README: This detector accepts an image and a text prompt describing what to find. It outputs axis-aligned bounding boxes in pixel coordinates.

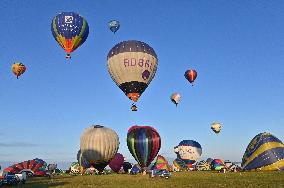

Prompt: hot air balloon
[242,132,284,171]
[107,40,158,111]
[109,153,124,173]
[184,69,197,86]
[195,160,211,171]
[12,62,26,79]
[127,126,161,168]
[173,140,202,171]
[211,122,222,134]
[109,20,120,33]
[211,159,226,171]
[3,158,47,177]
[171,93,181,106]
[51,12,89,59]
[80,125,119,173]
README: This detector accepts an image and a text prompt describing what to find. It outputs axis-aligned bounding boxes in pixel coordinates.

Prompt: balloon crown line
[93,125,104,128]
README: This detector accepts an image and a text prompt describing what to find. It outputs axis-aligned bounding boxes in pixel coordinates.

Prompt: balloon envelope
[80,125,119,172]
[109,20,120,33]
[51,12,89,59]
[184,69,197,85]
[12,62,26,79]
[211,122,222,134]
[107,40,158,103]
[242,132,284,171]
[171,93,181,106]
[109,153,124,172]
[127,126,161,168]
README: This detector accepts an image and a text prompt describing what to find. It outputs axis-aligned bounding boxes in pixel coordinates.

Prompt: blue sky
[0,0,283,168]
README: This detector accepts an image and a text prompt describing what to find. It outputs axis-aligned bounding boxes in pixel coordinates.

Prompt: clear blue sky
[0,0,283,167]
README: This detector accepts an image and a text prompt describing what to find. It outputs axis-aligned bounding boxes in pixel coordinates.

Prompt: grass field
[2,171,284,188]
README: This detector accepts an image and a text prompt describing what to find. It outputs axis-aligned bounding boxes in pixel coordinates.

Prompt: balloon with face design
[173,140,202,170]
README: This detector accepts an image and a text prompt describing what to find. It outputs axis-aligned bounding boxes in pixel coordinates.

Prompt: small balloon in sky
[12,62,26,79]
[108,20,120,33]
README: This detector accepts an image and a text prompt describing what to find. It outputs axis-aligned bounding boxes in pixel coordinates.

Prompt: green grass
[2,171,284,188]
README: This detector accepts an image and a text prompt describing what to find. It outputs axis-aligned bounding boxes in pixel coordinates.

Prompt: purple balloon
[109,153,124,172]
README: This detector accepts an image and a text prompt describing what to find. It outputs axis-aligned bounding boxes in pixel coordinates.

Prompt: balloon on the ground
[3,158,47,176]
[12,62,26,79]
[171,93,181,106]
[152,155,171,171]
[195,160,211,171]
[127,126,161,168]
[173,140,202,171]
[51,12,89,59]
[109,153,124,172]
[80,125,119,172]
[211,159,225,171]
[109,20,120,33]
[107,40,158,107]
[184,69,197,86]
[211,122,222,134]
[242,132,284,171]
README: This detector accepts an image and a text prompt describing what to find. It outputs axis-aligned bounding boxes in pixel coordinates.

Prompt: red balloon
[109,153,124,172]
[184,69,197,86]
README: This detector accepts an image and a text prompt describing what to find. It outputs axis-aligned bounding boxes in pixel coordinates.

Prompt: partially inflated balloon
[184,69,197,86]
[211,122,222,134]
[107,40,158,104]
[109,153,124,172]
[171,93,181,106]
[242,132,284,171]
[12,62,26,79]
[109,20,120,33]
[127,126,161,168]
[51,12,89,59]
[80,125,119,172]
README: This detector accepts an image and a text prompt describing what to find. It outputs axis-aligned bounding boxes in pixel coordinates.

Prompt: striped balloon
[107,40,158,103]
[51,12,89,59]
[184,69,197,86]
[242,132,284,171]
[80,125,119,172]
[127,126,161,168]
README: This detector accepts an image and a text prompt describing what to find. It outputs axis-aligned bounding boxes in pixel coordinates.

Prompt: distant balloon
[12,62,26,79]
[211,159,226,171]
[109,153,124,172]
[171,93,181,106]
[107,40,158,110]
[109,20,120,33]
[127,126,161,168]
[211,122,222,134]
[80,125,119,172]
[51,12,89,59]
[184,69,197,86]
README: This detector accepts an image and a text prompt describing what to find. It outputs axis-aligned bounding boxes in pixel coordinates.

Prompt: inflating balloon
[127,126,161,168]
[109,153,124,172]
[109,20,120,33]
[184,69,197,86]
[211,122,222,134]
[242,132,284,171]
[107,40,158,111]
[51,12,89,59]
[12,62,26,79]
[80,125,119,172]
[171,93,181,106]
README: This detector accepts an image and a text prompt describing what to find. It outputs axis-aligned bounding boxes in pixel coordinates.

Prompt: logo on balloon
[65,16,73,23]
[142,70,150,80]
